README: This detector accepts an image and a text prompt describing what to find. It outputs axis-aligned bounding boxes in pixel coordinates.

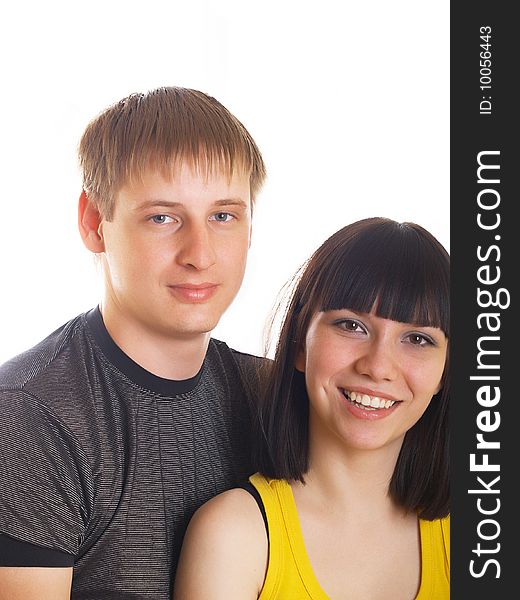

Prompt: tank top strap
[249,473,330,600]
[248,473,285,598]
[416,515,450,599]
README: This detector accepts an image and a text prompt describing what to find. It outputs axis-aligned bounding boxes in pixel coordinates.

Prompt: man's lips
[168,283,220,303]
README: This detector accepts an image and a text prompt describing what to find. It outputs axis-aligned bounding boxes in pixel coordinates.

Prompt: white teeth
[343,390,396,409]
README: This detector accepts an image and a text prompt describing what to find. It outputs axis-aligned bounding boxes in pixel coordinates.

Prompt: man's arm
[0,567,72,600]
[173,488,268,600]
[0,392,89,596]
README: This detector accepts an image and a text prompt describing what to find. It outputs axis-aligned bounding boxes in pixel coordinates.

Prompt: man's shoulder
[209,338,270,370]
[0,312,88,390]
[208,338,272,392]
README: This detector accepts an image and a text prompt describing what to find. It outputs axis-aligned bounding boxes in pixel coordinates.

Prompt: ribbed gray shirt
[0,307,264,599]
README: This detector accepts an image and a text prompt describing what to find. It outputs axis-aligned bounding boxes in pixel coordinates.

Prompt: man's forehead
[126,155,250,187]
[111,162,251,214]
[121,167,249,193]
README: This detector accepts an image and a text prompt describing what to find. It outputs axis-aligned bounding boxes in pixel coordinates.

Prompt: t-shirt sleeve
[0,533,75,566]
[0,389,94,563]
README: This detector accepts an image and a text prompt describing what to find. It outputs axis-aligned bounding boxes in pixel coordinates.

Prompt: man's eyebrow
[214,198,248,208]
[134,198,248,211]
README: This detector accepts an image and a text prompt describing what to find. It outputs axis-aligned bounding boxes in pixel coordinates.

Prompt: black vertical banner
[451,2,517,598]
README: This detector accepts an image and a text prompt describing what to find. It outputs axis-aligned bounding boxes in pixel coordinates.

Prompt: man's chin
[148,299,233,340]
[161,318,220,340]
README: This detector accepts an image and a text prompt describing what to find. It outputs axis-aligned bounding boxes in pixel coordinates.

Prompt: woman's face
[296,308,448,454]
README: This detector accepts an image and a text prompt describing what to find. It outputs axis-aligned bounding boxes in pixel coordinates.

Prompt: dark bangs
[302,219,450,334]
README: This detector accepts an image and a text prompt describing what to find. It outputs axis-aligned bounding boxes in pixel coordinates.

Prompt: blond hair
[78,87,266,219]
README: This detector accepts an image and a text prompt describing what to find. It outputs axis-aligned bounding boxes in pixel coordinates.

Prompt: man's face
[98,163,252,340]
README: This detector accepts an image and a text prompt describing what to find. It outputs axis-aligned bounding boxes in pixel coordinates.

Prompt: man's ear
[78,190,105,253]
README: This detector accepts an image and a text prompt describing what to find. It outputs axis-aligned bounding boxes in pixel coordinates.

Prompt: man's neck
[99,303,211,381]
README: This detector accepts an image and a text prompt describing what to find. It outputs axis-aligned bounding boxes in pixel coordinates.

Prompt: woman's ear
[434,353,449,395]
[78,190,105,253]
[294,347,306,373]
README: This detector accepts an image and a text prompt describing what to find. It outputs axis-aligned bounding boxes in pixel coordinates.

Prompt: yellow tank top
[249,473,450,599]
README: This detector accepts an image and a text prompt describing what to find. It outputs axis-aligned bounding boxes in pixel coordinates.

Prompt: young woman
[173,217,450,600]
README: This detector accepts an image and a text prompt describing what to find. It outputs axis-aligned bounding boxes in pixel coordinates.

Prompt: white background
[0,1,449,364]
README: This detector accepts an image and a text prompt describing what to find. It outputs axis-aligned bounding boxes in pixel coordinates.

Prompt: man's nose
[176,222,217,271]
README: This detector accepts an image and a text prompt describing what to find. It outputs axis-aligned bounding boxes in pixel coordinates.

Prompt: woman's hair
[78,86,266,219]
[255,217,450,519]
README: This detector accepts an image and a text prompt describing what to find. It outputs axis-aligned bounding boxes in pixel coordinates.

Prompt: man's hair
[255,217,450,520]
[78,86,266,219]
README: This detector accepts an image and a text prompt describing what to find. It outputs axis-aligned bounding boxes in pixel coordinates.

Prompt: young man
[0,87,267,599]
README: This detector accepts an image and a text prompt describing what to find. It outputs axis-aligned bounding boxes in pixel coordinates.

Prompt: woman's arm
[0,567,73,599]
[173,488,268,600]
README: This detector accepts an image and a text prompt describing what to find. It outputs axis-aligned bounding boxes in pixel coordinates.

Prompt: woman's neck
[296,425,405,519]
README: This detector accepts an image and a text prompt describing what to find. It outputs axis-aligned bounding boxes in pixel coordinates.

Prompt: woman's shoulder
[191,484,268,535]
[174,483,269,599]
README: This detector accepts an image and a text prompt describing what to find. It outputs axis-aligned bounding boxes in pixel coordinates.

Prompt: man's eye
[211,212,234,222]
[150,215,173,225]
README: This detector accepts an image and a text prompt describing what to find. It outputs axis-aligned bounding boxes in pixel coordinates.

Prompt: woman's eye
[336,319,364,333]
[406,333,434,347]
[150,215,173,225]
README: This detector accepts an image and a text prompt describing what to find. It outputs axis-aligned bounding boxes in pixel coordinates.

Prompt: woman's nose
[353,340,399,382]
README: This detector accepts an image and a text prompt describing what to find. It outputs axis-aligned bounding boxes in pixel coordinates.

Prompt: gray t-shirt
[0,307,264,599]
